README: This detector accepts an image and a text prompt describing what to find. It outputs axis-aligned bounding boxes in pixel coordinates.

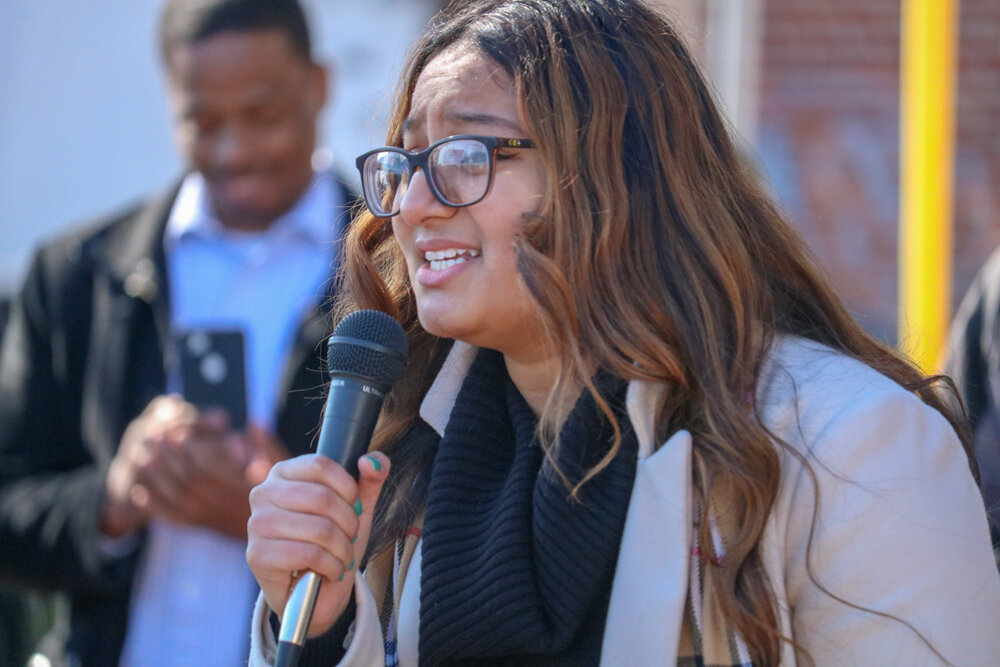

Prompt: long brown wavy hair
[336,0,973,662]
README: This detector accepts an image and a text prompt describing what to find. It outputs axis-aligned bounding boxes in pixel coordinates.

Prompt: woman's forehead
[405,45,518,133]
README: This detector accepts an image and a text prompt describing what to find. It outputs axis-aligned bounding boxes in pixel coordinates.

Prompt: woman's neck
[503,351,561,417]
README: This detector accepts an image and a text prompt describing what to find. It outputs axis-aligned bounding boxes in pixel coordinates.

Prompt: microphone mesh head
[327,310,408,390]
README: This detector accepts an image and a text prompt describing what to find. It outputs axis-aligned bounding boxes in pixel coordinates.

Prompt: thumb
[350,453,391,570]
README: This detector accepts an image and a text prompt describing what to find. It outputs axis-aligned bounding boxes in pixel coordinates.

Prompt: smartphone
[175,329,248,431]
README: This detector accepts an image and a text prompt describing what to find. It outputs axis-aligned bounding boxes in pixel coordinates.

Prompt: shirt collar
[165,171,339,248]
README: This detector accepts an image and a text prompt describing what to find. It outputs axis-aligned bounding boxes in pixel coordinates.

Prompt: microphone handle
[274,376,386,667]
[276,572,321,667]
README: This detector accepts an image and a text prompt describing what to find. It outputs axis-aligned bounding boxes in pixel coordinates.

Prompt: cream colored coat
[251,336,1000,665]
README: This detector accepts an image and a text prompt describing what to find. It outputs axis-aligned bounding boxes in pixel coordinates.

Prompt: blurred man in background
[0,0,355,663]
[948,246,1000,557]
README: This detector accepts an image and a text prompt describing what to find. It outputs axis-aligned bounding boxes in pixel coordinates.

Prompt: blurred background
[1,0,998,346]
[669,0,999,345]
[0,0,439,291]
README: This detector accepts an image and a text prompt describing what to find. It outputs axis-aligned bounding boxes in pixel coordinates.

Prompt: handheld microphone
[275,310,408,667]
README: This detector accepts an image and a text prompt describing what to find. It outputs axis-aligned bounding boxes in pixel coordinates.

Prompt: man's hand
[102,395,288,539]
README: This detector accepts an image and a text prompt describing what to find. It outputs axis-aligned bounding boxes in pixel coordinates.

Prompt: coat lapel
[277,300,329,406]
[274,176,357,439]
[419,341,478,437]
[81,187,176,458]
[600,383,693,665]
[105,186,177,357]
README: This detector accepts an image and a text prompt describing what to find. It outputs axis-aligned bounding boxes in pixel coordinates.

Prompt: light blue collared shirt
[119,171,344,667]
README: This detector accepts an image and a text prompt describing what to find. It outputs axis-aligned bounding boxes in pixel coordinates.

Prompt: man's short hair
[159,0,312,63]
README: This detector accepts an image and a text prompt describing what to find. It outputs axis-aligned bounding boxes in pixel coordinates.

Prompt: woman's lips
[415,250,480,286]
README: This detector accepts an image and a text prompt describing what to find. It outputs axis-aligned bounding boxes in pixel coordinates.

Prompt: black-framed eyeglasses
[355,135,535,218]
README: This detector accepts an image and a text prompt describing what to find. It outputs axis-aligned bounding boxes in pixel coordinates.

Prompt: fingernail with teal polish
[349,559,355,571]
[366,455,382,471]
[351,534,358,544]
[338,572,344,582]
[354,499,362,515]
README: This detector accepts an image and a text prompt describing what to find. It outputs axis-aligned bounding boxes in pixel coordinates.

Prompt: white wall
[0,0,437,291]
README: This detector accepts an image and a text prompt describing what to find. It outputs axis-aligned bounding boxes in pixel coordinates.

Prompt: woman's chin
[417,309,469,343]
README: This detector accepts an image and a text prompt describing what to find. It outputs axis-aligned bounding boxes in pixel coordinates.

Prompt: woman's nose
[397,169,453,227]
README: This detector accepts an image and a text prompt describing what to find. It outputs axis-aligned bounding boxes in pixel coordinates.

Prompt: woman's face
[392,44,548,359]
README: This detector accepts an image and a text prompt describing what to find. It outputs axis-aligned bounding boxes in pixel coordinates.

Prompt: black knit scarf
[419,349,639,666]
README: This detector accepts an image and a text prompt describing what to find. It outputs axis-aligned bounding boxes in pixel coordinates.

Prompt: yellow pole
[898,0,958,371]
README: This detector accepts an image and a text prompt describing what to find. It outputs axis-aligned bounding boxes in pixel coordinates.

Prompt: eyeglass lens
[362,138,492,216]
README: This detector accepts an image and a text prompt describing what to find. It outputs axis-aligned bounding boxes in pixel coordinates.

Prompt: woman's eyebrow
[446,110,523,134]
[401,111,523,137]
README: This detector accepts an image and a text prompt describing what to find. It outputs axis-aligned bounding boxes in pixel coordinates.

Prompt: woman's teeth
[424,248,480,271]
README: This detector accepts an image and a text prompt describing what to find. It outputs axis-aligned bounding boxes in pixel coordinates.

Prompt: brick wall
[756,0,1000,344]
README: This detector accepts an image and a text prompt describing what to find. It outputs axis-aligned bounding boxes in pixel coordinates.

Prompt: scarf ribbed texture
[419,349,638,666]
